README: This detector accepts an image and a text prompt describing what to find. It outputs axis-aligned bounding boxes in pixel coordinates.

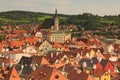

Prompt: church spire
[55,8,57,18]
[54,8,59,30]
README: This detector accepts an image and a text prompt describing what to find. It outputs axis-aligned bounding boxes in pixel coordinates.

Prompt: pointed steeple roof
[5,66,20,80]
[54,8,58,18]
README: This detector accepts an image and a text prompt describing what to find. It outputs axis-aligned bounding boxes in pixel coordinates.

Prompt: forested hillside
[0,11,120,30]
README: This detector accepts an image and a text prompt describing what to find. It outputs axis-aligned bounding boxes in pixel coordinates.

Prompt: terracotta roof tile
[67,69,91,80]
[53,42,64,48]
[58,63,75,73]
[94,69,106,77]
[0,73,4,79]
[32,56,50,65]
[5,66,20,80]
[26,65,68,80]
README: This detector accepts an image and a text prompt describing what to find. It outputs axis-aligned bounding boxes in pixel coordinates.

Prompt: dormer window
[13,74,16,78]
[25,64,27,66]
[43,73,47,77]
[29,77,34,80]
[39,72,47,77]
[55,75,59,79]
[71,55,74,58]
[39,72,43,75]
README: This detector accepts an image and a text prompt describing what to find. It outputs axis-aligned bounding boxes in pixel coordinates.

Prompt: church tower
[54,8,59,30]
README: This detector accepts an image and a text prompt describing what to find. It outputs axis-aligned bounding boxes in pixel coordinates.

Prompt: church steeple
[55,8,57,18]
[54,8,59,30]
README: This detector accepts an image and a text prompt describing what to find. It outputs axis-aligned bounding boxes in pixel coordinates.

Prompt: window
[29,77,34,80]
[55,75,59,79]
[39,72,43,75]
[47,45,49,47]
[43,73,47,77]
[105,73,108,76]
[13,74,16,78]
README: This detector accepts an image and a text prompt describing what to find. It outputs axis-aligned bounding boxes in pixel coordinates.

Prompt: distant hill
[0,11,69,25]
[0,10,120,38]
[0,10,120,30]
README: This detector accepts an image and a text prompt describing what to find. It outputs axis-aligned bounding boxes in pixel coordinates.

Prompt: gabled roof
[94,69,106,77]
[20,66,33,78]
[67,69,91,80]
[91,57,98,64]
[100,59,109,68]
[35,41,43,47]
[46,51,64,64]
[26,65,68,80]
[95,52,106,59]
[0,73,4,79]
[77,41,86,46]
[112,73,120,80]
[15,64,33,78]
[5,66,20,80]
[104,60,114,72]
[103,54,111,59]
[0,43,7,50]
[31,56,50,65]
[10,41,24,47]
[35,40,49,47]
[18,56,32,66]
[25,37,38,46]
[0,57,15,67]
[79,58,93,69]
[14,30,28,34]
[5,34,21,39]
[58,63,75,73]
[75,38,88,43]
[52,42,64,48]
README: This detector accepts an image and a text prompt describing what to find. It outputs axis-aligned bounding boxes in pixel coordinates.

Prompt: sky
[0,0,120,16]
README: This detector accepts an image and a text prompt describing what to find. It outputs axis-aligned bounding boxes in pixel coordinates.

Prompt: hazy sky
[0,0,120,16]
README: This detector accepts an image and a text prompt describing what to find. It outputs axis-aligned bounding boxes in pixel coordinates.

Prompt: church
[41,9,71,43]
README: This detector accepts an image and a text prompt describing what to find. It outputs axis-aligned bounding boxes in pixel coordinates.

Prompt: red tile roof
[67,69,94,80]
[26,65,68,80]
[94,69,106,77]
[5,66,21,80]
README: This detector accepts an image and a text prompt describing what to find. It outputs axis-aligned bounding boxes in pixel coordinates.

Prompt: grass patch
[37,15,52,21]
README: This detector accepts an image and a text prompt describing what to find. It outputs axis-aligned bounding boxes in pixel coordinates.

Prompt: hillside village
[0,9,120,80]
